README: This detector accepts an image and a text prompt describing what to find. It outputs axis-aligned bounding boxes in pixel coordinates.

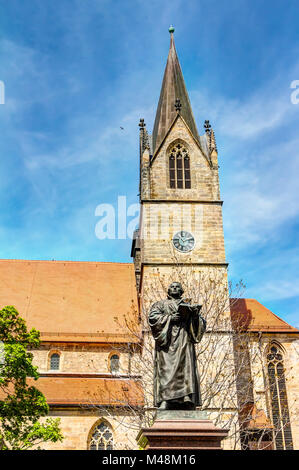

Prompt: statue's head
[167,282,184,299]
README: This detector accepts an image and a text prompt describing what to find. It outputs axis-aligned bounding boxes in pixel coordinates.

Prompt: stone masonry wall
[32,344,130,375]
[39,409,139,450]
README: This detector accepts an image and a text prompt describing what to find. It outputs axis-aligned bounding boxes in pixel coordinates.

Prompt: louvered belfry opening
[169,142,191,189]
[267,345,293,450]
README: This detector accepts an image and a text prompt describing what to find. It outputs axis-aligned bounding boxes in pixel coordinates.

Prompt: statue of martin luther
[148,282,206,410]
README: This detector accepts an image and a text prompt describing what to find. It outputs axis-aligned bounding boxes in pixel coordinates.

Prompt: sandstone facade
[1,31,298,451]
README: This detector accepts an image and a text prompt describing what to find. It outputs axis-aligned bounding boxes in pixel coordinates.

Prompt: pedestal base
[137,411,229,450]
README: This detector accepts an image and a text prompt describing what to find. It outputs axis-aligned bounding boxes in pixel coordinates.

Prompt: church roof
[0,259,139,343]
[28,376,144,407]
[0,259,297,342]
[230,298,298,333]
[0,375,144,407]
[152,31,200,154]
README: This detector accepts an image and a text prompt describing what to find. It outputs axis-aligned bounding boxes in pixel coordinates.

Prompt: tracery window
[50,353,60,370]
[89,421,114,450]
[267,344,293,450]
[169,143,191,189]
[110,354,120,374]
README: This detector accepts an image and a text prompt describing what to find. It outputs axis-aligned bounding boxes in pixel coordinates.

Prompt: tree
[0,305,63,450]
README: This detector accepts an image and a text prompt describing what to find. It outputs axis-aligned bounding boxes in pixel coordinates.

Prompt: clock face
[172,231,195,253]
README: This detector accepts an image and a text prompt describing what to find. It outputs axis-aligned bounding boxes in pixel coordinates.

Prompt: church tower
[131,27,227,297]
[131,29,239,449]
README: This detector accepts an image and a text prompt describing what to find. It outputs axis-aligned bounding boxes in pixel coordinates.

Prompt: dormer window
[169,143,191,189]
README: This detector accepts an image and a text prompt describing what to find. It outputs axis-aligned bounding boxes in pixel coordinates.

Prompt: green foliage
[0,306,63,450]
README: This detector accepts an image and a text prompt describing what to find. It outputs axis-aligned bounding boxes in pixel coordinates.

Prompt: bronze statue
[148,282,206,410]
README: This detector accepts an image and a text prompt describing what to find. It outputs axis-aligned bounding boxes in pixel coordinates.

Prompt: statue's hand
[171,312,181,322]
[191,304,202,313]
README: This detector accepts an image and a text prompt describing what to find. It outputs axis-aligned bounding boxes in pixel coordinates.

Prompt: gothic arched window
[267,344,293,450]
[50,353,60,370]
[169,143,191,189]
[110,354,120,374]
[89,421,114,450]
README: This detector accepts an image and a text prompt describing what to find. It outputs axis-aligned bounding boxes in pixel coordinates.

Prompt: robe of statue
[148,297,206,407]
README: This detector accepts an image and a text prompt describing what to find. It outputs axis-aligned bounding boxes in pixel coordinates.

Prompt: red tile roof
[36,376,144,406]
[0,376,144,407]
[230,298,298,333]
[0,259,139,343]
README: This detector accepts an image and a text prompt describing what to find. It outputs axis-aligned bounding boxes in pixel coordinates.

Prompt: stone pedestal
[137,411,229,450]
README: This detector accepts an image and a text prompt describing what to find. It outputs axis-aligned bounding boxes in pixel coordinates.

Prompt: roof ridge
[230,298,298,332]
[251,298,296,329]
[0,259,133,265]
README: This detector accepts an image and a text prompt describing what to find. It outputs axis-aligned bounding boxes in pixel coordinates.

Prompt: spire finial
[169,25,175,34]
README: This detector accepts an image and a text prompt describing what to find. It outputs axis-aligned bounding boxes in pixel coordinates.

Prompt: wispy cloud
[189,63,299,255]
[223,137,299,251]
[247,280,299,302]
[190,56,299,321]
[0,0,298,326]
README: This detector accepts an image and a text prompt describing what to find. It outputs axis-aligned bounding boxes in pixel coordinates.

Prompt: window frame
[49,352,60,371]
[109,353,120,375]
[88,420,114,450]
[168,142,191,190]
[266,343,293,450]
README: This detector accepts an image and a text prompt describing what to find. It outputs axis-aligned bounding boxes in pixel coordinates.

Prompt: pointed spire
[152,27,200,154]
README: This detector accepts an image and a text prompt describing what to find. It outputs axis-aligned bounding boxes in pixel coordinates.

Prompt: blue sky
[0,0,298,327]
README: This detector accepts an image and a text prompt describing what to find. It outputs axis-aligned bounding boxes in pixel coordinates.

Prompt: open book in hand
[177,302,193,321]
[178,302,202,321]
